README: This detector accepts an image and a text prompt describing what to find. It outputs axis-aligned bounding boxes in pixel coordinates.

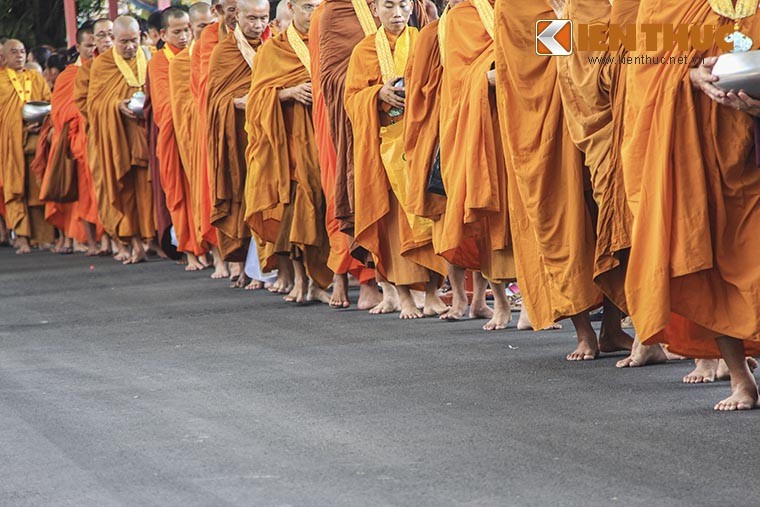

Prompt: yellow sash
[375,27,415,84]
[472,0,495,40]
[233,24,258,69]
[113,48,147,89]
[6,68,32,104]
[438,6,449,66]
[163,44,177,62]
[287,24,311,76]
[189,39,196,57]
[352,0,378,37]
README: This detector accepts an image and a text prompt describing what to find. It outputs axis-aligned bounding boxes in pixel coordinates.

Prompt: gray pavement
[0,247,758,507]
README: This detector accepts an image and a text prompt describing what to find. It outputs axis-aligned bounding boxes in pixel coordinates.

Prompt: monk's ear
[370,0,378,18]
[160,28,168,42]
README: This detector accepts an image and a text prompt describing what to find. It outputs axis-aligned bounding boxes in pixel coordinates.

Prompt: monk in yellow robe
[149,7,207,272]
[245,0,334,303]
[345,0,448,318]
[206,0,272,281]
[0,40,54,254]
[87,16,155,264]
[192,0,237,280]
[308,2,380,309]
[495,1,632,356]
[622,0,760,410]
[73,17,119,258]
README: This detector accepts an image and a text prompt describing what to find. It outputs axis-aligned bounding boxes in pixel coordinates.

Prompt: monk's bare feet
[440,299,467,320]
[714,381,760,412]
[616,339,668,368]
[113,243,130,262]
[245,279,265,290]
[469,300,494,320]
[307,282,331,304]
[567,313,599,361]
[198,254,211,268]
[97,236,112,256]
[59,237,74,255]
[329,273,351,308]
[483,282,511,331]
[285,268,308,303]
[209,247,228,278]
[124,238,147,265]
[716,357,759,381]
[516,306,532,330]
[398,286,424,319]
[15,236,32,255]
[441,264,467,320]
[369,282,400,314]
[230,272,250,289]
[423,285,449,317]
[85,243,99,256]
[683,359,718,384]
[713,336,760,411]
[184,253,206,272]
[358,282,383,310]
[599,300,634,353]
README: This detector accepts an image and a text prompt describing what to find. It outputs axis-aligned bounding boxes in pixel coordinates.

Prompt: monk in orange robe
[495,1,633,356]
[191,0,237,280]
[73,17,119,258]
[621,0,760,410]
[345,0,448,318]
[245,0,334,303]
[87,16,155,264]
[148,7,207,272]
[42,24,103,256]
[0,40,54,254]
[206,0,271,283]
[308,2,379,309]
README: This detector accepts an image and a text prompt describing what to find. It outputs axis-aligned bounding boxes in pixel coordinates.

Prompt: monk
[206,0,272,284]
[495,1,633,354]
[73,17,118,257]
[0,39,54,254]
[87,16,155,264]
[345,0,449,318]
[245,0,334,303]
[622,0,760,410]
[272,0,294,33]
[308,1,380,309]
[148,7,207,272]
[191,0,237,281]
[43,23,103,256]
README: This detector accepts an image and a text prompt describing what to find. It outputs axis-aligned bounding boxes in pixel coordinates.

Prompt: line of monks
[1,0,760,411]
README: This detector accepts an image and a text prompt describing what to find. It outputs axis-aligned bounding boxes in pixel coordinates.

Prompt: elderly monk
[206,0,272,286]
[404,0,498,325]
[0,39,54,254]
[43,23,103,256]
[345,0,449,318]
[245,0,334,303]
[87,16,155,264]
[272,0,294,33]
[621,0,760,410]
[495,1,631,355]
[73,17,118,257]
[148,7,207,272]
[191,0,238,281]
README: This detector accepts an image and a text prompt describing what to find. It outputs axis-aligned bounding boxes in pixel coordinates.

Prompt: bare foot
[184,254,206,272]
[198,254,211,268]
[567,313,599,361]
[284,275,307,303]
[411,290,426,310]
[423,292,449,317]
[124,250,148,265]
[113,243,130,262]
[616,340,668,368]
[683,359,718,384]
[230,272,250,289]
[329,273,351,308]
[229,261,242,281]
[516,306,532,330]
[358,282,383,310]
[469,300,494,320]
[716,357,759,381]
[15,237,31,255]
[714,382,760,411]
[307,282,332,304]
[398,286,424,319]
[245,279,265,290]
[440,298,467,321]
[599,327,634,353]
[369,283,400,315]
[211,262,229,279]
[483,305,511,331]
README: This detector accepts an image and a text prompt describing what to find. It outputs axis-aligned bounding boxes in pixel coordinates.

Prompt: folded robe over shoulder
[245,28,333,290]
[621,0,760,358]
[495,0,602,329]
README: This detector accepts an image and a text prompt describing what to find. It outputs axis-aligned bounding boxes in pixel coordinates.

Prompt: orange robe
[345,28,445,287]
[621,1,760,358]
[555,0,635,312]
[495,0,602,330]
[87,48,154,242]
[0,68,54,244]
[309,3,373,282]
[245,27,333,289]
[437,1,515,281]
[206,31,262,261]
[190,22,228,248]
[148,45,205,257]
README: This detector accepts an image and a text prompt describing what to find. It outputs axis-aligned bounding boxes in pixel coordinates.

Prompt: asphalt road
[0,247,758,507]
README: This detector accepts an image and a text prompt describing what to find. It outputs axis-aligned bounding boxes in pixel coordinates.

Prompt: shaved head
[161,8,191,50]
[215,0,239,30]
[189,2,217,40]
[276,0,292,32]
[113,16,141,59]
[237,0,270,39]
[2,39,26,72]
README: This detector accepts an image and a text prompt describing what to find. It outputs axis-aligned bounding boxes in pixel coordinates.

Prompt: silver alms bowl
[21,101,51,124]
[128,91,146,118]
[712,50,760,98]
